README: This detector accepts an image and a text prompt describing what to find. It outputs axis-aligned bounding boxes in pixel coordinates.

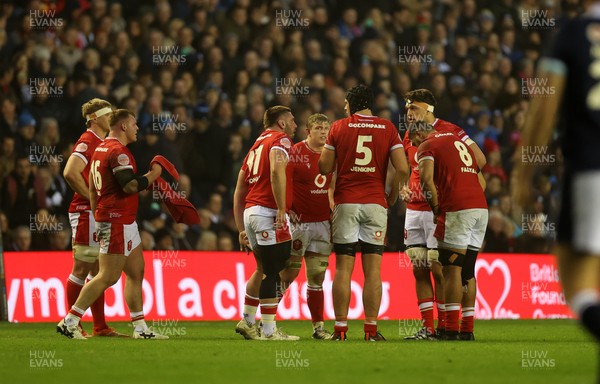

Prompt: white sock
[262,314,276,336]
[130,311,147,332]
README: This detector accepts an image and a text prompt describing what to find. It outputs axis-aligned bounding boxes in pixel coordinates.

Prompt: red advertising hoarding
[4,251,572,322]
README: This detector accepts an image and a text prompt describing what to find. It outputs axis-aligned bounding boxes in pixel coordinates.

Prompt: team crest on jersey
[375,231,382,239]
[75,143,88,153]
[127,240,132,251]
[293,239,302,251]
[280,138,292,149]
[117,154,130,166]
[261,231,269,239]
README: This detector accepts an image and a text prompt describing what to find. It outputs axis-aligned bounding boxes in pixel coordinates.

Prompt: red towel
[151,155,179,181]
[152,177,199,225]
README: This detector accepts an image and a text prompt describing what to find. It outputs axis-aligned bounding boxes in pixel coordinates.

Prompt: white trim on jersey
[391,143,404,151]
[418,156,434,163]
[324,143,335,151]
[271,146,289,160]
[71,151,88,165]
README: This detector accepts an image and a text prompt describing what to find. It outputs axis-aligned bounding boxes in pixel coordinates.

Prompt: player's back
[68,129,104,213]
[290,140,331,222]
[243,129,294,211]
[326,113,402,207]
[550,11,600,170]
[91,137,138,224]
[418,132,486,212]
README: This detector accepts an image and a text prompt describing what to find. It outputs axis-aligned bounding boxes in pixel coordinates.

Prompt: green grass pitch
[0,320,596,384]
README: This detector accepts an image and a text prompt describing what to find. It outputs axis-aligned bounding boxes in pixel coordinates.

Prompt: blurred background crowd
[0,0,573,252]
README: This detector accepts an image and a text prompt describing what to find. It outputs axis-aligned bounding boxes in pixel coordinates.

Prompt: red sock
[460,306,475,333]
[245,295,260,307]
[436,300,446,330]
[334,321,348,334]
[364,322,377,336]
[307,286,324,323]
[66,276,84,309]
[418,297,434,333]
[90,290,108,332]
[445,303,460,332]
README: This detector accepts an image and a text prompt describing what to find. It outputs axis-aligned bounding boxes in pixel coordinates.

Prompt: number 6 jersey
[325,113,403,208]
[242,129,294,211]
[90,137,139,224]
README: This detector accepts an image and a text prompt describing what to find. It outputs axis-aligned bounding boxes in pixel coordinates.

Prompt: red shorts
[96,221,141,256]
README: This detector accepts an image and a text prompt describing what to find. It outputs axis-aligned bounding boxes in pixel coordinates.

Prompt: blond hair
[81,98,112,127]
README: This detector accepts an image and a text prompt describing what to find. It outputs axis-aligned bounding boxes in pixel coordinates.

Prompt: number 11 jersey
[242,129,294,211]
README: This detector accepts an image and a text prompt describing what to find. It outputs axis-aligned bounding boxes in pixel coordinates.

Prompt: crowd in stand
[0,0,571,252]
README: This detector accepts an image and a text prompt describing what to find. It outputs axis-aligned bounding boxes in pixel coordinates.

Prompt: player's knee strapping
[360,240,384,256]
[406,245,427,268]
[427,248,439,264]
[305,256,329,287]
[334,242,358,257]
[461,247,479,285]
[438,248,466,267]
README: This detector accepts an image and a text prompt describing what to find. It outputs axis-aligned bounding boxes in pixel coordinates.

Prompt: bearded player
[402,89,486,339]
[410,121,488,341]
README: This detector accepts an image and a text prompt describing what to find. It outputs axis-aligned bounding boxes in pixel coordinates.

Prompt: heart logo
[475,259,513,319]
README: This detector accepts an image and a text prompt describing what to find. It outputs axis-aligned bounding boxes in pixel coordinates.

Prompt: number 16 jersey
[324,113,403,208]
[90,137,139,224]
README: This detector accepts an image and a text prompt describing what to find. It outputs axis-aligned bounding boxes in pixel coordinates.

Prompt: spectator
[7,225,32,251]
[1,156,46,228]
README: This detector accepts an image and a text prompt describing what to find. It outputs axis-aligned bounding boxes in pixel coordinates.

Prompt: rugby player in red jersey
[410,121,488,341]
[233,106,299,340]
[401,89,486,339]
[319,85,409,341]
[279,113,335,339]
[57,109,167,340]
[62,98,127,337]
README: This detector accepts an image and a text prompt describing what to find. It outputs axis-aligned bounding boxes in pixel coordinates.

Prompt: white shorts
[435,208,488,250]
[291,220,332,256]
[96,221,141,257]
[243,206,292,249]
[69,211,100,262]
[404,209,437,248]
[331,203,387,245]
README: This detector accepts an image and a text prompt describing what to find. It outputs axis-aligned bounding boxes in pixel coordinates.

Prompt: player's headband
[86,107,113,122]
[406,99,434,113]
